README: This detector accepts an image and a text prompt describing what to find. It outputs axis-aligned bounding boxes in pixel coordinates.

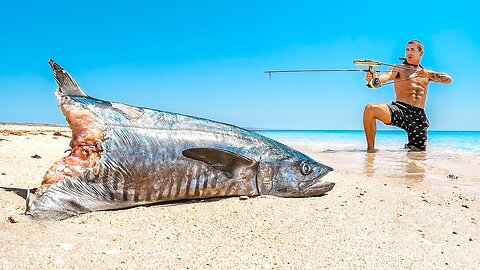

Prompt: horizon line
[1,122,479,132]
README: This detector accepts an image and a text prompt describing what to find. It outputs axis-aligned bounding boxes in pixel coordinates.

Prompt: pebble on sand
[447,174,459,179]
[7,216,18,223]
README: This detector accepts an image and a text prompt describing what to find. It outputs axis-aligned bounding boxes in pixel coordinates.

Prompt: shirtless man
[363,40,452,153]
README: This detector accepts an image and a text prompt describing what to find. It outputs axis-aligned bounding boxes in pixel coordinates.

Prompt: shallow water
[256,130,480,197]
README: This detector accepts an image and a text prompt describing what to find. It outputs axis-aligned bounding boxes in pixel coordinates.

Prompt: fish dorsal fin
[48,59,88,98]
[183,148,256,177]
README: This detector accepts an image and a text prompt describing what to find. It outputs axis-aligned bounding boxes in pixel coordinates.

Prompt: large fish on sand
[25,60,334,220]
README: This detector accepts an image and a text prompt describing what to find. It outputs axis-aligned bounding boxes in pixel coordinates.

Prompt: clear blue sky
[1,1,479,130]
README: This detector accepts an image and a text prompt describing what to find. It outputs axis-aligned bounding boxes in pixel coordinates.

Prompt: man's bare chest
[397,69,428,85]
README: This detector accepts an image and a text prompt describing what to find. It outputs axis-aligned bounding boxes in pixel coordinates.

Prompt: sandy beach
[0,123,479,269]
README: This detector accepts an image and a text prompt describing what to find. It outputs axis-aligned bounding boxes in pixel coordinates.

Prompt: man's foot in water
[404,143,424,152]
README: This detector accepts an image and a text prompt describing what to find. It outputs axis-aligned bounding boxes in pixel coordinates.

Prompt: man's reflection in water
[363,151,427,181]
[405,151,427,182]
[364,153,375,177]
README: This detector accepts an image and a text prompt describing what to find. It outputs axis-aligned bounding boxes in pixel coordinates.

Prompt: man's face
[405,43,423,64]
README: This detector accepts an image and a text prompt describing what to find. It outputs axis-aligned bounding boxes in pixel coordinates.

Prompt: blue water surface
[255,130,480,153]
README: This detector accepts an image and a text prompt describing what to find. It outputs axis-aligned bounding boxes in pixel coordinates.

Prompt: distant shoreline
[0,122,67,128]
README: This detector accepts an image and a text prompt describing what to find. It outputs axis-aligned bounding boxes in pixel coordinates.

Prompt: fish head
[265,153,334,197]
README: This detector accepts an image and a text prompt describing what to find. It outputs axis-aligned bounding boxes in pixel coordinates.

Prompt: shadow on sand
[0,187,35,200]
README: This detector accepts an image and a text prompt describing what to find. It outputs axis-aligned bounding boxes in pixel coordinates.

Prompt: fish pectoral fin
[182,148,257,177]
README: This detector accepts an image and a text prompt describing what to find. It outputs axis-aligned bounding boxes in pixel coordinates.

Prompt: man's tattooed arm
[427,71,453,84]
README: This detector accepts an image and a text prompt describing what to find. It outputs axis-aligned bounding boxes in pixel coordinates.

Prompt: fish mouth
[297,165,334,197]
[304,181,335,195]
[298,179,335,197]
[26,98,105,213]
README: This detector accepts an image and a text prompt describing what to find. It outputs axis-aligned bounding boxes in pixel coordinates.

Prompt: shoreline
[1,123,479,269]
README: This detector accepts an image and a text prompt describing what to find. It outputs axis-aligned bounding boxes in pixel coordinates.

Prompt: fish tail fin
[48,59,88,99]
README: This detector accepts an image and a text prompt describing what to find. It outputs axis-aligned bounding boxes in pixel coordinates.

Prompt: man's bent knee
[364,104,376,118]
[363,104,391,124]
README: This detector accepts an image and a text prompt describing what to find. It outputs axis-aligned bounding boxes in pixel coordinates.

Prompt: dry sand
[0,124,479,269]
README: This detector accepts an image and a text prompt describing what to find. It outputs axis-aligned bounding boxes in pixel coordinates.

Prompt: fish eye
[300,161,311,175]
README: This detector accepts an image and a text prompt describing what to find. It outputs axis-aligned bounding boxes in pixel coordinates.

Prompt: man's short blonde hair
[407,40,423,52]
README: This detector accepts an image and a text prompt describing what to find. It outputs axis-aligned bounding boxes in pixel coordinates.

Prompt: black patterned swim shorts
[387,101,430,151]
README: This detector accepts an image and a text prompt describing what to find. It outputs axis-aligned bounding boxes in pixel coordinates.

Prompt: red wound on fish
[41,102,104,188]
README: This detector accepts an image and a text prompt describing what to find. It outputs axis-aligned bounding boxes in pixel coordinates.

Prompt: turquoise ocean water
[256,130,480,154]
[255,130,480,196]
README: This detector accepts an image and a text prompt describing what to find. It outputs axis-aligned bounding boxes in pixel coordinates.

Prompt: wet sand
[1,124,479,269]
[287,141,480,199]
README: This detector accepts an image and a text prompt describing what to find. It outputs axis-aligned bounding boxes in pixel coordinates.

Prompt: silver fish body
[25,60,334,220]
